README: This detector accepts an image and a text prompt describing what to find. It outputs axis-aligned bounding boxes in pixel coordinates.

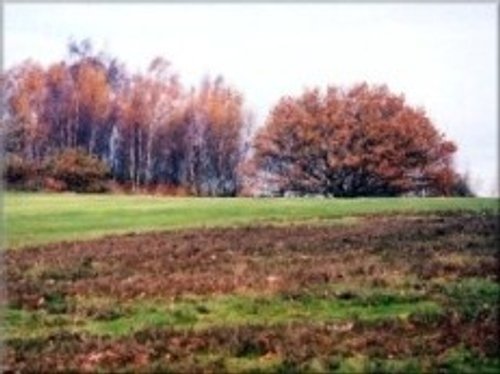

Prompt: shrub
[47,148,110,193]
[3,154,43,191]
[451,173,475,197]
[42,177,67,192]
[4,154,30,185]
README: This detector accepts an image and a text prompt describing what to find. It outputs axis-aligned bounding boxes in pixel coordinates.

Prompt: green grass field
[3,192,497,248]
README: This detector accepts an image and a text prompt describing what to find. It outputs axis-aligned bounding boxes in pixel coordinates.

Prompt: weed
[4,212,499,372]
[440,278,500,319]
[439,346,500,373]
[42,291,71,314]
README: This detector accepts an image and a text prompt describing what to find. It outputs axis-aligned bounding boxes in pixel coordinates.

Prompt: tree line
[1,40,472,197]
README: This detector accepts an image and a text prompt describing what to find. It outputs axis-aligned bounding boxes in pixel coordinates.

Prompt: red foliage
[3,40,465,197]
[253,83,458,196]
[47,148,110,193]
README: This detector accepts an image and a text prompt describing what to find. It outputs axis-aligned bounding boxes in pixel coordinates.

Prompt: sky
[4,2,498,196]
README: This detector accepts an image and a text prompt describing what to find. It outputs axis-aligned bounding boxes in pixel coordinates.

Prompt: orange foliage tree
[252,83,458,196]
[6,61,47,161]
[3,39,467,196]
[117,57,183,188]
[183,76,251,196]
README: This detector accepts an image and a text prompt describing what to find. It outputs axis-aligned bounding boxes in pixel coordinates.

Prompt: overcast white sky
[4,2,498,196]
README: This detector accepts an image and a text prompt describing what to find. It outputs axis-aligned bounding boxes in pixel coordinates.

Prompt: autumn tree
[70,57,111,154]
[252,83,458,197]
[183,76,251,196]
[117,57,183,188]
[58,41,114,158]
[5,61,47,162]
[4,40,115,160]
[43,62,73,149]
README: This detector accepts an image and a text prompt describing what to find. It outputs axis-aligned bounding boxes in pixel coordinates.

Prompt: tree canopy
[2,40,469,196]
[2,41,251,195]
[252,84,458,197]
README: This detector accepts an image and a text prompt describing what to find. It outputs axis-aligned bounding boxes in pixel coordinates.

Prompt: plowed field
[3,213,499,372]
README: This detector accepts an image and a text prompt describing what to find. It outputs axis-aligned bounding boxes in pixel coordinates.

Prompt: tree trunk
[73,97,79,148]
[145,123,153,185]
[89,124,96,155]
[137,127,142,186]
[129,128,136,191]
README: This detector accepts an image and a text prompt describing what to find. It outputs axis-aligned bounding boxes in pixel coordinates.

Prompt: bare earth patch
[4,213,499,372]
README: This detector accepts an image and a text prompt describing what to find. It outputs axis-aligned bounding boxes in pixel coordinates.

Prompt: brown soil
[6,214,498,307]
[4,313,498,373]
[4,213,499,372]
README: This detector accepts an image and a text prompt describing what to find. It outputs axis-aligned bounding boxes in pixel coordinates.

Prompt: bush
[4,154,30,185]
[3,154,43,191]
[42,177,67,192]
[451,173,475,197]
[47,148,110,193]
